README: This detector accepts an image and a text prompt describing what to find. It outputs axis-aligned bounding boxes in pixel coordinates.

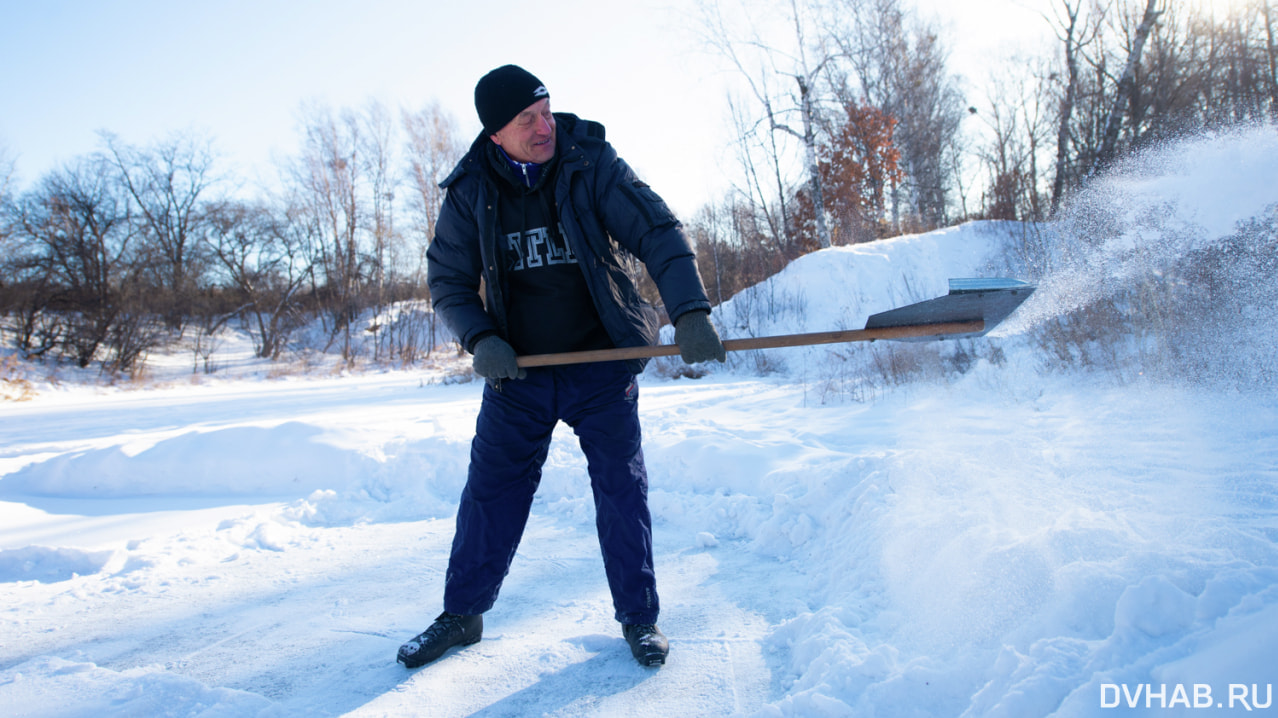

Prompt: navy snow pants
[443,361,659,625]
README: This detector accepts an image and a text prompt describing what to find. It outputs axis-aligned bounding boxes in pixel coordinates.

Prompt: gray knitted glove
[674,311,726,364]
[472,335,526,380]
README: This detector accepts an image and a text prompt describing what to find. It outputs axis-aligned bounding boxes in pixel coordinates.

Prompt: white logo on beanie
[533,85,548,98]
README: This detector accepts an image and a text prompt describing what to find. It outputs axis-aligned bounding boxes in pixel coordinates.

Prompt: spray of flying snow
[1001,124,1278,330]
[994,124,1278,388]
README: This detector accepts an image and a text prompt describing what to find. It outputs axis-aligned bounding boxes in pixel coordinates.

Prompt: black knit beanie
[474,65,550,135]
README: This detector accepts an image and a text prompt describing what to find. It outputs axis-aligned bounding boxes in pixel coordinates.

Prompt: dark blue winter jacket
[426,113,711,373]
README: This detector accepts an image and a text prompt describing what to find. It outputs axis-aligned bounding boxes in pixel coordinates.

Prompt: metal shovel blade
[863,278,1036,341]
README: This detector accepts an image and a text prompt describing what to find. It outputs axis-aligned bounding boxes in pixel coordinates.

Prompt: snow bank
[0,545,117,584]
[1,656,274,718]
[0,422,378,499]
[652,219,1026,399]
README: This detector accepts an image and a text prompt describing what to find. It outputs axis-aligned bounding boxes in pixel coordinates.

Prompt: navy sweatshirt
[488,143,612,356]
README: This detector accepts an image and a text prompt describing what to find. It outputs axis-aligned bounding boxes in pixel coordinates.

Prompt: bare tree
[975,58,1054,221]
[288,102,366,360]
[685,192,790,311]
[0,141,15,249]
[726,92,793,253]
[788,0,836,250]
[1048,0,1095,215]
[402,101,463,289]
[1,147,62,357]
[361,100,396,314]
[697,0,839,249]
[688,202,729,306]
[103,131,219,331]
[1094,0,1163,170]
[206,199,314,359]
[11,157,143,368]
[0,140,14,214]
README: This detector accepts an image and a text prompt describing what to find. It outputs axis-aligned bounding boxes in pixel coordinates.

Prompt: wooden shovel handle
[515,319,984,368]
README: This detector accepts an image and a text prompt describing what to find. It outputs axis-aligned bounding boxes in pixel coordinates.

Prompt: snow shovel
[515,278,1035,369]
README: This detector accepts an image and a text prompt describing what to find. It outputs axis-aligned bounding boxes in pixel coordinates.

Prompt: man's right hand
[472,336,527,380]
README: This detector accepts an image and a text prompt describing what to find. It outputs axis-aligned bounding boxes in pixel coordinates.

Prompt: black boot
[623,623,668,666]
[397,612,483,668]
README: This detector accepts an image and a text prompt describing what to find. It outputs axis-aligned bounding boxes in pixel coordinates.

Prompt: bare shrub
[1,355,37,401]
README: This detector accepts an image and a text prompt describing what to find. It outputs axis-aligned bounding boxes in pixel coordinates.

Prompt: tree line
[0,102,463,374]
[2,0,1276,376]
[685,0,1278,307]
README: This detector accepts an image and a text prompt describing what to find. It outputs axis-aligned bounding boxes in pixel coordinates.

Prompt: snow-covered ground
[2,128,1277,717]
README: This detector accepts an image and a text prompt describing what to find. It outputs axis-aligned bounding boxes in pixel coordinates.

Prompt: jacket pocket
[618,179,678,229]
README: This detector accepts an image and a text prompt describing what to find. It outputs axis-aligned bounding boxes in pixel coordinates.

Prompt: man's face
[491,98,556,164]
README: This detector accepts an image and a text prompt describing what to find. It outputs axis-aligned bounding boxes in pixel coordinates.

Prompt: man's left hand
[674,311,726,364]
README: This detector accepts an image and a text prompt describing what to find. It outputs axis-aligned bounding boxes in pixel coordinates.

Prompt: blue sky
[1,0,1046,218]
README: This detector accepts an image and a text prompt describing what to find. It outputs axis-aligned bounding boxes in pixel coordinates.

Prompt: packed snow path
[2,365,1276,716]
